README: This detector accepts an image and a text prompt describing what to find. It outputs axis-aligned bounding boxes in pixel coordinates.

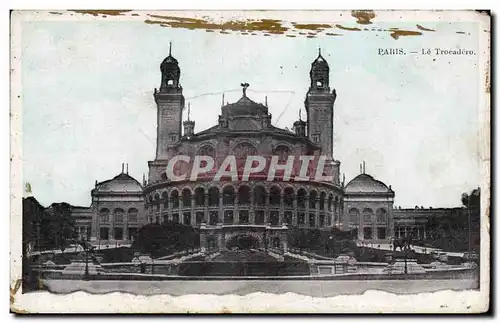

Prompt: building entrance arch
[224,231,264,250]
[226,235,260,250]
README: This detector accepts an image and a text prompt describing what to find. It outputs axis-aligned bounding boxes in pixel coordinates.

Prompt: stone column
[315,197,320,228]
[123,209,129,241]
[191,195,196,226]
[204,193,209,224]
[305,194,310,228]
[292,194,297,226]
[218,193,223,224]
[234,193,239,224]
[279,193,284,225]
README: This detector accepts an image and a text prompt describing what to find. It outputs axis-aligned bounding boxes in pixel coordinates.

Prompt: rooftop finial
[363,161,366,174]
[318,47,321,56]
[265,95,268,107]
[169,42,172,56]
[126,163,129,174]
[121,163,124,173]
[299,109,302,121]
[187,103,191,121]
[241,82,249,97]
[222,93,225,107]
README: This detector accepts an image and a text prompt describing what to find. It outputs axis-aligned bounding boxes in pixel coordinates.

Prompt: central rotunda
[144,48,353,253]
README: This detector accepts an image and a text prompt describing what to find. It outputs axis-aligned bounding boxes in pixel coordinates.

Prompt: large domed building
[71,48,401,251]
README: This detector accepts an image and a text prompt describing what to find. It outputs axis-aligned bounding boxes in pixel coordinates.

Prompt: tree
[132,222,200,257]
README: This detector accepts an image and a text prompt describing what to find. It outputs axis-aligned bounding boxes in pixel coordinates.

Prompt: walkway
[356,242,466,258]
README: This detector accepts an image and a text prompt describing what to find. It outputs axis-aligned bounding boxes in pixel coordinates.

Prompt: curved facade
[143,50,344,252]
[77,49,396,248]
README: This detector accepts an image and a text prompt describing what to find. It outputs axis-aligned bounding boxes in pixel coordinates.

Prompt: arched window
[269,186,281,206]
[128,208,138,223]
[182,189,192,208]
[376,208,387,222]
[222,186,235,205]
[297,188,307,209]
[198,145,216,169]
[328,194,334,211]
[273,145,291,162]
[284,187,294,208]
[208,187,219,206]
[362,208,374,222]
[309,190,318,209]
[195,187,205,206]
[99,208,109,224]
[170,190,179,209]
[114,208,124,224]
[238,186,250,205]
[161,191,168,208]
[254,186,266,206]
[319,192,326,210]
[233,143,258,159]
[198,145,216,158]
[349,208,359,223]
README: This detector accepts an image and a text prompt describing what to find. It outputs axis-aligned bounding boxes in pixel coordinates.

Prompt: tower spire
[299,109,302,121]
[265,95,268,107]
[187,102,191,121]
[169,42,172,56]
[318,46,321,56]
[222,93,225,107]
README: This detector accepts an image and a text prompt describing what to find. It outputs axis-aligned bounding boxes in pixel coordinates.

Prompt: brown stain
[390,30,422,40]
[131,13,139,16]
[49,12,62,15]
[286,35,297,38]
[335,24,361,31]
[351,10,376,25]
[10,279,21,305]
[292,23,331,31]
[145,14,288,35]
[416,24,436,32]
[69,10,131,17]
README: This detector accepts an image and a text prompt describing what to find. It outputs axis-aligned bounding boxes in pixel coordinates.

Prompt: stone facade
[71,49,411,248]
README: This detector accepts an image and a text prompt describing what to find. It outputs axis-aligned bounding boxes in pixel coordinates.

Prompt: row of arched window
[348,207,388,223]
[147,186,340,212]
[99,208,139,224]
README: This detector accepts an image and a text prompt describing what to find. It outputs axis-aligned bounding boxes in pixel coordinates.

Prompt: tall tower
[304,49,337,158]
[154,43,185,159]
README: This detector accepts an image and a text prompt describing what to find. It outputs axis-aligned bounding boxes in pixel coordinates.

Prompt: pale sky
[20,13,482,208]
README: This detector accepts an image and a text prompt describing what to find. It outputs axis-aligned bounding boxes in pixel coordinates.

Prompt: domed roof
[345,173,391,194]
[222,95,268,117]
[95,173,143,194]
[161,54,178,66]
[311,52,329,69]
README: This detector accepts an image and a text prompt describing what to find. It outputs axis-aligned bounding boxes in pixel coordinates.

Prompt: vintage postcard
[10,10,490,313]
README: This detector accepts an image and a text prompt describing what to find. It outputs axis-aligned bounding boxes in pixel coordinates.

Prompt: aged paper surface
[10,10,490,313]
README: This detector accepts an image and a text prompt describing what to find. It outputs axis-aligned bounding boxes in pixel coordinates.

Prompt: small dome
[95,173,143,194]
[345,173,390,194]
[161,54,178,66]
[222,95,268,116]
[311,53,329,69]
